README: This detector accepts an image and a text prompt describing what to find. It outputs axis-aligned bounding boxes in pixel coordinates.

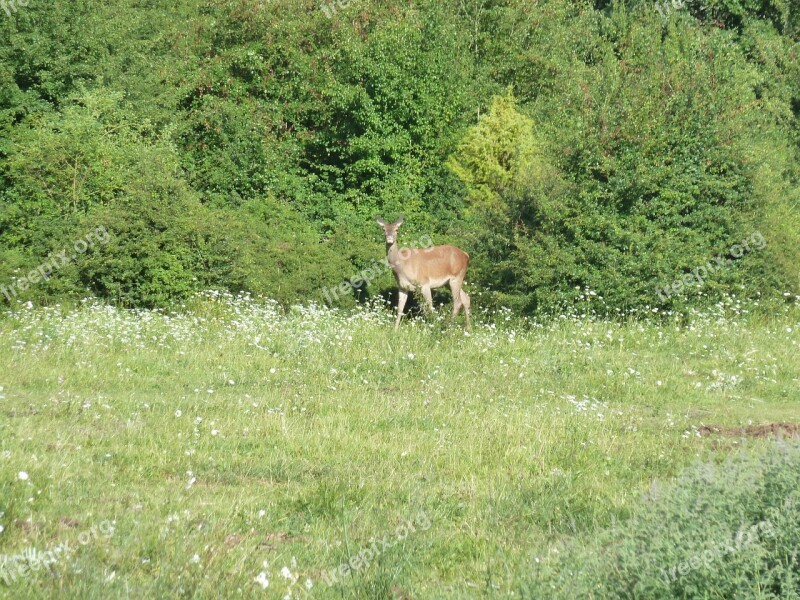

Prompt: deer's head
[376,215,404,245]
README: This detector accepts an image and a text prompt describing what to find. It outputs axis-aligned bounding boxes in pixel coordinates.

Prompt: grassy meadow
[0,293,799,598]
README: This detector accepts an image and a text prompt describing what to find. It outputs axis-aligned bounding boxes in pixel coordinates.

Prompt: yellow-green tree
[448,91,553,224]
[448,91,565,309]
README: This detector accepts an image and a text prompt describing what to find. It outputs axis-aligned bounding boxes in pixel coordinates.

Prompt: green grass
[0,293,798,598]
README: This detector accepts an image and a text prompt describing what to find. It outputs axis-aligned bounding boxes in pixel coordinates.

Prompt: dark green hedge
[0,0,798,311]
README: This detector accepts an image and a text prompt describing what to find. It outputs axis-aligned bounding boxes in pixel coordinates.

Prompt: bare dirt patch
[59,516,81,529]
[698,423,800,439]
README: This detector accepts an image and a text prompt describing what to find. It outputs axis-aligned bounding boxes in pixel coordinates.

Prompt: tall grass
[0,293,798,598]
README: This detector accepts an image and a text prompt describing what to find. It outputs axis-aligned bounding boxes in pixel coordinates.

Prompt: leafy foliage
[524,440,800,599]
[0,0,798,312]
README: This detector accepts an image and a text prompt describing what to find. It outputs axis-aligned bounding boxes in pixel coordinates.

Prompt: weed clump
[526,440,800,599]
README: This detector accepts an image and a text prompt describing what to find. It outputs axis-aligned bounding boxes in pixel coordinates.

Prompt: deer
[376,215,472,331]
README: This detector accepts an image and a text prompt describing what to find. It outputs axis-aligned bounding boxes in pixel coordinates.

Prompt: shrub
[449,9,800,316]
[524,440,800,598]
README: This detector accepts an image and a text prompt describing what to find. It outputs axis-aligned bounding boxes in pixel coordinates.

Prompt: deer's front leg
[395,290,409,330]
[421,285,434,315]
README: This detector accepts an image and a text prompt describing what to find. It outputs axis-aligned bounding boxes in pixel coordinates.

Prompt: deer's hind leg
[449,279,464,318]
[460,289,471,331]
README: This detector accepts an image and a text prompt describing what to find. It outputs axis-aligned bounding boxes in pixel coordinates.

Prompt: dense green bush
[450,8,800,315]
[524,440,800,598]
[194,197,357,308]
[77,195,356,309]
[0,82,362,307]
[0,0,798,313]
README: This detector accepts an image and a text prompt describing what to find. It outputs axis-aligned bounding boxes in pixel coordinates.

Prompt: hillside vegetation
[1,0,799,312]
[2,2,800,598]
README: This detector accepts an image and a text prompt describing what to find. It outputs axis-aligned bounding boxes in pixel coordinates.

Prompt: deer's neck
[386,242,401,266]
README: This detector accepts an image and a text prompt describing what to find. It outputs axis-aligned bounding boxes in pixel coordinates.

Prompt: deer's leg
[460,289,472,331]
[395,290,408,330]
[420,285,434,317]
[449,279,463,318]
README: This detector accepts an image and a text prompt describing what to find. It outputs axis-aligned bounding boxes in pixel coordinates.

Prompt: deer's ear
[395,215,404,226]
[376,217,386,226]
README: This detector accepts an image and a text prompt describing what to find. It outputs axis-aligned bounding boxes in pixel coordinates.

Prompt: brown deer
[376,216,471,330]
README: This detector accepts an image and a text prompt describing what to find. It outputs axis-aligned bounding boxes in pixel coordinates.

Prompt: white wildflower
[254,571,269,589]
